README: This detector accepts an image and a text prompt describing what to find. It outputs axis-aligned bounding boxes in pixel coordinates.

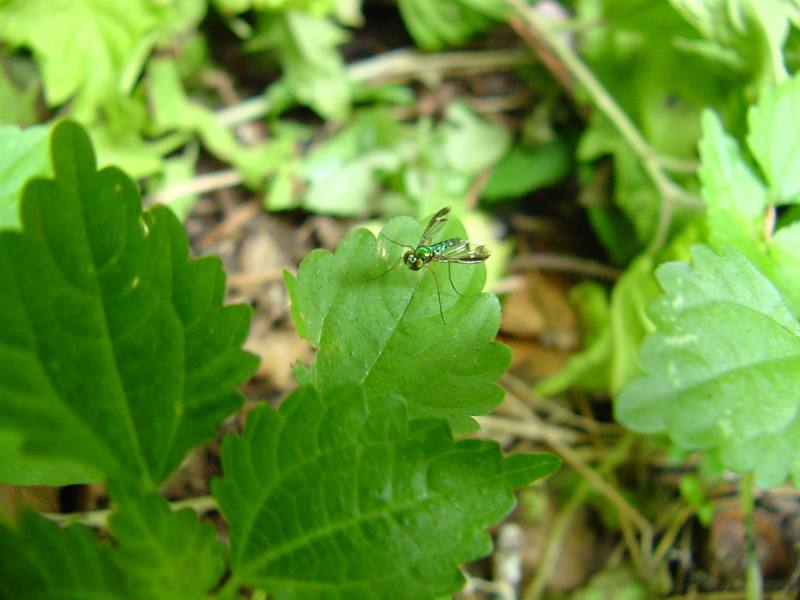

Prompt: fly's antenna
[379,232,414,251]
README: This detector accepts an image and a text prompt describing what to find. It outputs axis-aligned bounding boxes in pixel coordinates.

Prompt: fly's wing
[437,240,491,264]
[417,206,451,246]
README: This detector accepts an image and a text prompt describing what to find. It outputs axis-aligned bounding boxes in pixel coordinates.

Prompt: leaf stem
[741,472,763,600]
[505,0,703,255]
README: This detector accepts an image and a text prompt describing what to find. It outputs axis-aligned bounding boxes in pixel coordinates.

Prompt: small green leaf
[0,124,51,230]
[0,121,258,487]
[214,385,559,600]
[616,245,800,487]
[441,102,511,175]
[397,0,506,50]
[483,140,571,202]
[285,212,509,432]
[251,11,351,121]
[748,73,800,203]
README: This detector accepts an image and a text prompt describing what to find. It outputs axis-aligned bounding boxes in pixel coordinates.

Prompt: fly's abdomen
[429,238,459,255]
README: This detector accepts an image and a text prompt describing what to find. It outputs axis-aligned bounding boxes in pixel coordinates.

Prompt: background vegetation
[2,0,800,598]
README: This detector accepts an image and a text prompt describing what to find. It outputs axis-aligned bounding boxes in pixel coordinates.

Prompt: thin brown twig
[508,252,621,280]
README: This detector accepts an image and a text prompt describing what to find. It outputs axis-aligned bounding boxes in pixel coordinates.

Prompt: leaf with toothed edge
[0,120,259,487]
[285,210,510,432]
[213,384,560,600]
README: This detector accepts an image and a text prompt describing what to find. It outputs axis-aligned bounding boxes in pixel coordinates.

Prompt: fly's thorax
[404,246,432,271]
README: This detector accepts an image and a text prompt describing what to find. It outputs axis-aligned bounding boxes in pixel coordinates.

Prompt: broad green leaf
[748,73,800,203]
[0,0,205,118]
[397,0,506,50]
[109,491,227,599]
[213,0,336,14]
[616,245,800,487]
[214,385,560,600]
[250,11,351,121]
[0,124,51,230]
[0,121,258,487]
[0,491,226,599]
[285,211,510,432]
[483,140,572,202]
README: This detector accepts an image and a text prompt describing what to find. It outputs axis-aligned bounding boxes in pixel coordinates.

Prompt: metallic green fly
[371,206,491,323]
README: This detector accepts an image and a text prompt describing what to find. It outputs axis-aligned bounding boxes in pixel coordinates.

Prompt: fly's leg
[446,262,464,297]
[424,265,446,324]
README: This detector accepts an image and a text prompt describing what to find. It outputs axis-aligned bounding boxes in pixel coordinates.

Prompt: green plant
[0,120,558,599]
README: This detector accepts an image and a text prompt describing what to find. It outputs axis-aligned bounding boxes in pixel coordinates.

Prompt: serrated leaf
[748,73,800,203]
[0,121,258,487]
[109,491,227,599]
[0,491,226,599]
[0,124,51,230]
[616,245,800,487]
[285,212,510,432]
[0,0,205,118]
[214,385,559,600]
[0,511,126,599]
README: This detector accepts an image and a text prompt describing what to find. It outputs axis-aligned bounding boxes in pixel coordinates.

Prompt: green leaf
[669,0,789,89]
[616,245,800,487]
[298,108,406,215]
[285,211,510,432]
[698,110,767,260]
[482,140,572,202]
[251,11,351,121]
[397,0,506,50]
[0,120,258,487]
[148,57,288,186]
[767,222,800,317]
[0,124,51,230]
[747,73,800,203]
[109,491,227,599]
[441,102,511,175]
[0,0,205,118]
[214,385,559,599]
[0,491,226,599]
[0,511,126,599]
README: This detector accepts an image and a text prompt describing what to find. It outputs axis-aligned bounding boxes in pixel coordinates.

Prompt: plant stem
[505,0,703,255]
[741,472,763,600]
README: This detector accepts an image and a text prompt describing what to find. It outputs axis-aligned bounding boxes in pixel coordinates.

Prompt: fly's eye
[403,252,415,266]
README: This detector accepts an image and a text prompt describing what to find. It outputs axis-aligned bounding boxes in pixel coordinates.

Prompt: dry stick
[501,374,653,566]
[505,0,703,256]
[146,169,244,207]
[215,48,534,128]
[522,434,635,600]
[508,252,621,280]
[42,495,219,529]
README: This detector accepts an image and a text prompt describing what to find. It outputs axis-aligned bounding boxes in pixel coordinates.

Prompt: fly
[371,206,490,323]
